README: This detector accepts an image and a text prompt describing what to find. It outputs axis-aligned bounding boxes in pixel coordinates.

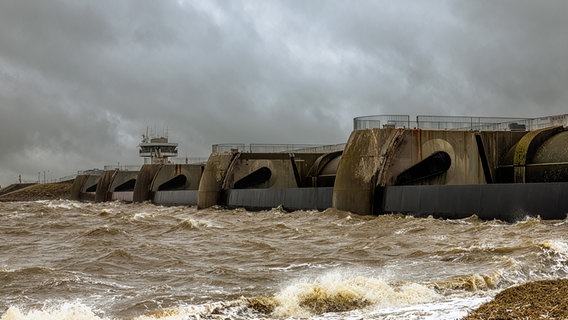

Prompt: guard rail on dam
[353,114,568,131]
[71,113,568,222]
[212,143,345,153]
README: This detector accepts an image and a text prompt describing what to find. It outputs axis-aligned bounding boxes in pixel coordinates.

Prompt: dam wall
[333,127,568,215]
[94,170,139,202]
[67,114,568,221]
[151,163,204,206]
[132,164,163,202]
[197,152,239,209]
[132,163,205,204]
[109,170,139,202]
[197,151,336,209]
[70,174,101,201]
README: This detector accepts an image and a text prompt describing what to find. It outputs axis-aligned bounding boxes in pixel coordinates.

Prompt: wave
[540,239,568,255]
[270,270,439,318]
[1,302,109,320]
[162,218,212,233]
[0,266,54,279]
[433,269,504,292]
[84,226,125,237]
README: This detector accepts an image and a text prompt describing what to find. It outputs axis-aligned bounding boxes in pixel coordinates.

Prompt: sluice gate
[71,114,568,221]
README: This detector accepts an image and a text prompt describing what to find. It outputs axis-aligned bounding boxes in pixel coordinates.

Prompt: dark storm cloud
[1,0,567,185]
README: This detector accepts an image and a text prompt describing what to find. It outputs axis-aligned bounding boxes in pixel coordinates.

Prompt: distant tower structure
[139,128,178,164]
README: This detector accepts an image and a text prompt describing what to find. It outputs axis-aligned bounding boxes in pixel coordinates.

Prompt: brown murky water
[1,200,568,319]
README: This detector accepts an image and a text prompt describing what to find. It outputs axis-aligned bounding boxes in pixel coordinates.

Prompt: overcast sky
[1,0,567,186]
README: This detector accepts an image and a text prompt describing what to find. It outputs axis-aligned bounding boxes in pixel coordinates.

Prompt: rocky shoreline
[463,279,568,319]
[0,181,73,202]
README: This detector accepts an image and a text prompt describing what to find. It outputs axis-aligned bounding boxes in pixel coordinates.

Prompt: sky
[1,0,568,186]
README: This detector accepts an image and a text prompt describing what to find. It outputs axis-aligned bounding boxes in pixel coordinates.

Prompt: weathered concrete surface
[222,153,322,189]
[393,129,486,185]
[133,164,162,202]
[306,151,342,187]
[110,171,139,191]
[333,128,401,214]
[476,130,526,182]
[333,128,533,215]
[95,170,115,202]
[70,174,100,201]
[150,164,203,205]
[94,170,139,202]
[511,126,564,183]
[150,164,202,191]
[198,152,236,209]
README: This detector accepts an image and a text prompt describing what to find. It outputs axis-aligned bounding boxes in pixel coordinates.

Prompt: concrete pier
[71,173,101,201]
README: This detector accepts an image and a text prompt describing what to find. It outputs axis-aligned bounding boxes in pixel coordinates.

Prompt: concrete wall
[132,163,204,203]
[70,174,100,201]
[95,170,115,202]
[333,128,531,215]
[198,152,236,209]
[150,164,203,205]
[95,170,139,202]
[150,164,202,191]
[133,164,163,202]
[223,153,322,189]
[197,152,326,209]
[333,128,402,214]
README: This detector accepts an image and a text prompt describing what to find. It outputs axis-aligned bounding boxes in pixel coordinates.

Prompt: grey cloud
[1,0,568,186]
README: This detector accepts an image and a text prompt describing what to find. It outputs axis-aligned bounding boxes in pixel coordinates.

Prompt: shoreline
[462,279,568,319]
[0,181,73,202]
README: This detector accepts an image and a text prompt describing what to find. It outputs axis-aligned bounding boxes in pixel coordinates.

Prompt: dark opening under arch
[234,167,272,189]
[114,179,136,192]
[158,175,188,191]
[394,151,452,185]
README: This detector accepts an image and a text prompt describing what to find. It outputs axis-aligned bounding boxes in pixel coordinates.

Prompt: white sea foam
[1,302,109,320]
[541,239,568,255]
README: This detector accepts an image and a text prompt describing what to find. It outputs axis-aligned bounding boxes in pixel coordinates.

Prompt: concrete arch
[133,164,163,202]
[198,152,237,209]
[333,128,403,215]
[70,174,100,201]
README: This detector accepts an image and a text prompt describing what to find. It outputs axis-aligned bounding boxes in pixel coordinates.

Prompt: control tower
[139,130,178,164]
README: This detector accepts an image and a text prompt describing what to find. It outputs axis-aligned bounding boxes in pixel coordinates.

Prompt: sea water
[1,200,567,319]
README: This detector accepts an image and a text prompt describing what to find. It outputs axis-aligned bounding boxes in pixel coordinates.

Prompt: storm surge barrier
[71,113,568,222]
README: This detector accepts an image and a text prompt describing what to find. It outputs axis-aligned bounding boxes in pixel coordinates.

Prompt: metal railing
[167,157,209,164]
[103,165,142,171]
[354,114,568,131]
[77,169,103,175]
[353,115,411,130]
[415,116,531,130]
[212,143,344,153]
